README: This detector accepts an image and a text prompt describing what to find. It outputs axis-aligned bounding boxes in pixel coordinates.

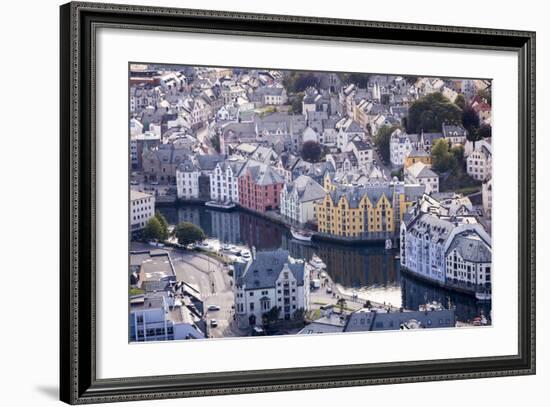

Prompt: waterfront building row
[399,195,492,294]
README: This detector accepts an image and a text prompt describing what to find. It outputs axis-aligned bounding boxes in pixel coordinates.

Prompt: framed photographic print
[60,1,536,404]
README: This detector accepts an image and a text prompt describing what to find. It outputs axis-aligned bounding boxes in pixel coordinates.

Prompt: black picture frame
[60,1,536,404]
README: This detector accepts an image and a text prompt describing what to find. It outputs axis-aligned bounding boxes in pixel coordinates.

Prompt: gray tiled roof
[286,175,326,203]
[329,185,394,208]
[196,154,225,171]
[245,161,285,186]
[408,147,429,157]
[352,140,372,151]
[234,250,305,289]
[442,124,468,138]
[446,231,491,263]
[407,212,455,243]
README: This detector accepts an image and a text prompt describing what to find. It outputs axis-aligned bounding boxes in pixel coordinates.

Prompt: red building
[238,163,284,212]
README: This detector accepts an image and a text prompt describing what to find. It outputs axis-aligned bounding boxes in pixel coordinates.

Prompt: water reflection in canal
[157,204,491,323]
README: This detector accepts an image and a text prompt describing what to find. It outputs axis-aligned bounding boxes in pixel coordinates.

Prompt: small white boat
[309,254,326,269]
[205,201,236,210]
[291,227,313,242]
[385,239,393,250]
[475,291,492,301]
[228,246,241,255]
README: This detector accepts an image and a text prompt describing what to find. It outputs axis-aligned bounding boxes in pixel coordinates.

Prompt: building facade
[390,129,419,167]
[404,162,439,194]
[316,182,424,239]
[400,203,491,291]
[175,157,200,200]
[466,140,492,181]
[482,178,492,218]
[238,162,284,212]
[209,158,246,203]
[280,175,326,225]
[233,250,310,329]
[130,190,155,232]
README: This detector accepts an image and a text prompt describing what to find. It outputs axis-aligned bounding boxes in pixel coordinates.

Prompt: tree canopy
[462,107,482,141]
[374,124,400,163]
[154,211,169,239]
[142,217,166,242]
[454,94,466,110]
[478,124,492,139]
[432,139,458,173]
[406,93,462,133]
[338,73,370,88]
[300,140,322,162]
[174,222,206,246]
[283,72,319,93]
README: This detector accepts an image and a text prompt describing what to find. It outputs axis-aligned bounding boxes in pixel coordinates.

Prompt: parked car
[210,319,218,328]
[251,327,265,336]
[207,305,221,311]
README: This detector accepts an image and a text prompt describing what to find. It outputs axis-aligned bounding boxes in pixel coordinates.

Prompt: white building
[176,157,201,200]
[280,175,326,225]
[259,87,288,105]
[445,231,492,289]
[482,178,492,217]
[390,129,419,166]
[400,202,491,290]
[209,157,247,203]
[130,118,144,137]
[404,162,439,194]
[233,250,310,329]
[336,118,364,150]
[466,140,492,181]
[344,139,373,167]
[130,190,155,232]
[129,291,205,341]
[442,124,468,145]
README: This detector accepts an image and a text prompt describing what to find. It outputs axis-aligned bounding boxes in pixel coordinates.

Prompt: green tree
[155,211,169,240]
[407,93,462,133]
[211,133,221,153]
[450,144,464,166]
[262,306,281,326]
[431,139,455,173]
[374,124,400,163]
[454,94,466,110]
[289,93,304,114]
[338,73,370,88]
[336,298,347,314]
[293,308,306,323]
[301,140,322,162]
[283,72,319,93]
[174,222,206,246]
[477,88,492,105]
[478,124,492,139]
[142,217,165,241]
[462,107,481,141]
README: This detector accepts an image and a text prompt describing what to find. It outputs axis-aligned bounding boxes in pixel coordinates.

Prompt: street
[132,241,240,338]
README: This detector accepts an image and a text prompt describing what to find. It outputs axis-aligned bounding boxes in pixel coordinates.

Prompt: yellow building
[404,147,432,169]
[316,183,424,239]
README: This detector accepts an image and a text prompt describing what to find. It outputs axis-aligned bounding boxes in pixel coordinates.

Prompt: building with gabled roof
[233,250,310,328]
[238,160,285,212]
[404,162,439,194]
[280,175,326,225]
[400,198,491,291]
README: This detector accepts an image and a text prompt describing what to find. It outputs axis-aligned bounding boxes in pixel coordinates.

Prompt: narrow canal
[157,204,491,324]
